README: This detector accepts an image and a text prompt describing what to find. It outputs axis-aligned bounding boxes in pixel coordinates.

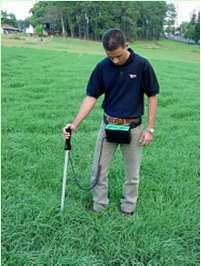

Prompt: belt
[104,114,141,128]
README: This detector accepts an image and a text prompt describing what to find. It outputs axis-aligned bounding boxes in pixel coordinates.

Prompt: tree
[164,3,177,35]
[179,21,189,37]
[137,2,167,40]
[180,11,200,44]
[29,2,49,27]
[29,1,168,41]
[35,24,44,40]
[1,10,18,27]
[44,2,68,36]
[194,12,200,44]
[17,18,30,32]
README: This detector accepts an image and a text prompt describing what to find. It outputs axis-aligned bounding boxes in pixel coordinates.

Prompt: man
[63,28,159,216]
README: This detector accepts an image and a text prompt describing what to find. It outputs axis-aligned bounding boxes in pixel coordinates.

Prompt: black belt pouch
[105,124,131,144]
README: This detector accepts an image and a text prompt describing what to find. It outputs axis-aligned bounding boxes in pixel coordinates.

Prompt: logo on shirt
[129,74,137,79]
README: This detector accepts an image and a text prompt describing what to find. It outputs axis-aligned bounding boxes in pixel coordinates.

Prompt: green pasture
[2,35,199,265]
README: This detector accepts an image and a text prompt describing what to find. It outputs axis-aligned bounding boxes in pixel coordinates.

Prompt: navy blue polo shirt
[86,48,159,118]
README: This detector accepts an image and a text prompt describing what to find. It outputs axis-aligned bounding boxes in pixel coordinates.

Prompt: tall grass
[2,36,199,265]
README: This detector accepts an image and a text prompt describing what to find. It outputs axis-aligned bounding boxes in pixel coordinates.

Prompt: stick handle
[64,127,71,151]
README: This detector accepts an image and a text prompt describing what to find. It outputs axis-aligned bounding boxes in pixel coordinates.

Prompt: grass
[2,35,200,265]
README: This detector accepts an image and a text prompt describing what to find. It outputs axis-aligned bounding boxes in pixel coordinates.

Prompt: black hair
[102,28,126,51]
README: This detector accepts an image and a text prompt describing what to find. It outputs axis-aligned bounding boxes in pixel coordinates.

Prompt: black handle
[64,127,71,151]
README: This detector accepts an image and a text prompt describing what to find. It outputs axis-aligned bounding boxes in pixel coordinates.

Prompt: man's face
[105,44,130,66]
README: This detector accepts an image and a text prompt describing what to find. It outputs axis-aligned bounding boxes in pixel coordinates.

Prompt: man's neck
[126,49,130,61]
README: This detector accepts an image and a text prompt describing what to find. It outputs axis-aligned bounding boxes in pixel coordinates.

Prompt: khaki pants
[90,120,143,213]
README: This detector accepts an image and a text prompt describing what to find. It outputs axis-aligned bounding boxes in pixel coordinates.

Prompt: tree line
[29,1,169,41]
[1,2,199,43]
[179,12,200,44]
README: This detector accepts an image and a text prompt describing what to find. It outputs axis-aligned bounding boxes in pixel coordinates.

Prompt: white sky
[168,0,200,25]
[1,0,37,20]
[1,0,200,24]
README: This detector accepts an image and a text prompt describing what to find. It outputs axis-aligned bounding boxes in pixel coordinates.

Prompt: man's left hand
[139,130,153,146]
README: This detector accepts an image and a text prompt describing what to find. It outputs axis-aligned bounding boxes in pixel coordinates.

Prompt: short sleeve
[141,60,160,97]
[86,64,104,99]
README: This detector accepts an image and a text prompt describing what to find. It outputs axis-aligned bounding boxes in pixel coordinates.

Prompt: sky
[1,0,200,25]
[168,0,200,25]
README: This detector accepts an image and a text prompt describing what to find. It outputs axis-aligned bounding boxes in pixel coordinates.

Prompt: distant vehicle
[165,33,195,44]
[1,24,21,34]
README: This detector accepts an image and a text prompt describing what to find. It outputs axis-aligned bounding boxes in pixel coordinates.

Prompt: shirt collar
[124,48,134,65]
[109,47,135,67]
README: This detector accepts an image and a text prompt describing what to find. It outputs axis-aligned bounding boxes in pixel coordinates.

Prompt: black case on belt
[105,124,131,144]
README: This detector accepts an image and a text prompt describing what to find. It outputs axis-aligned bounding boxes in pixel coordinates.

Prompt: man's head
[102,28,130,66]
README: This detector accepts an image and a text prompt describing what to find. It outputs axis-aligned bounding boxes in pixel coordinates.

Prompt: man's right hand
[63,124,76,139]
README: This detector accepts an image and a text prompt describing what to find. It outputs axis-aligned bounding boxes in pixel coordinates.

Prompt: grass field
[2,35,200,265]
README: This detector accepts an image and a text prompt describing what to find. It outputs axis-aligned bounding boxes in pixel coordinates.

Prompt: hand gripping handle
[64,127,71,151]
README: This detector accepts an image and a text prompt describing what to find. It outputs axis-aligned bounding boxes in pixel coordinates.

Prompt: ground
[2,35,199,265]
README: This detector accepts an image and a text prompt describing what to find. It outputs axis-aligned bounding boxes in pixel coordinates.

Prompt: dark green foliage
[1,10,18,27]
[29,1,168,41]
[164,3,177,35]
[17,18,31,32]
[35,24,44,38]
[178,11,200,44]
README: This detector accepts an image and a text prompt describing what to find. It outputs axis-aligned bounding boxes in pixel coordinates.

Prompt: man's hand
[139,130,153,146]
[63,124,76,140]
